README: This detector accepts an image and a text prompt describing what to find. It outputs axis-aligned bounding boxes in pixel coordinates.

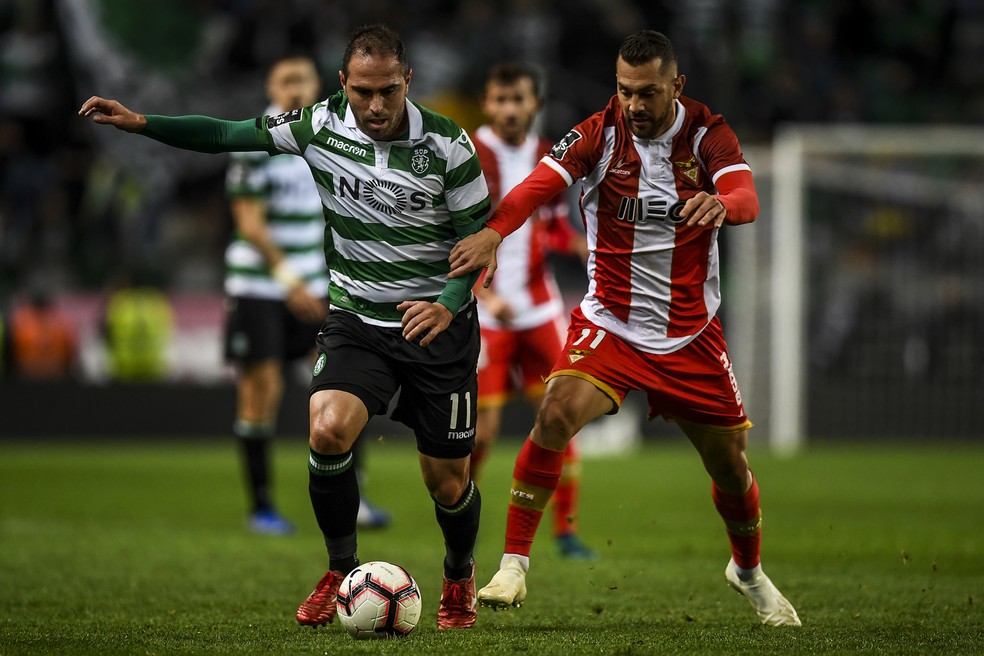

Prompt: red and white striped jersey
[472,125,571,330]
[540,95,751,354]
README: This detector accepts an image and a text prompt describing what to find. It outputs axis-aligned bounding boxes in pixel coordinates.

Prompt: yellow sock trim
[508,478,554,512]
[723,512,762,537]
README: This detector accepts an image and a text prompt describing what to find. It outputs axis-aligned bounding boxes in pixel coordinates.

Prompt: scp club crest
[411,147,431,175]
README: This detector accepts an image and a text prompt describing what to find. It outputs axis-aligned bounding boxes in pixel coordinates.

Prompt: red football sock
[552,439,581,536]
[712,475,762,569]
[504,438,564,556]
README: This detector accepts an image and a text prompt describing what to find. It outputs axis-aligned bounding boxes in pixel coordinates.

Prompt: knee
[309,417,350,455]
[429,476,469,507]
[535,396,578,447]
[703,449,750,493]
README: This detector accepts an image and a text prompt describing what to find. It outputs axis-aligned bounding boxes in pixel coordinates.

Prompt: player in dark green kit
[223,55,389,535]
[81,25,489,630]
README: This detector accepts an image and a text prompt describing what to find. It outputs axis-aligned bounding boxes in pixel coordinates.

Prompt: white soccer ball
[335,561,422,639]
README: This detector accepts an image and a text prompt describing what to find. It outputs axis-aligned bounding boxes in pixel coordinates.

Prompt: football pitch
[1,436,982,655]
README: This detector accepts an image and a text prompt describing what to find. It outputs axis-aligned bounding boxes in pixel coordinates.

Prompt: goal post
[727,125,984,454]
[770,131,808,455]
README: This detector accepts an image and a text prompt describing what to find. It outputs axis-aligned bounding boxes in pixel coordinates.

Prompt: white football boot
[725,558,802,626]
[477,556,527,610]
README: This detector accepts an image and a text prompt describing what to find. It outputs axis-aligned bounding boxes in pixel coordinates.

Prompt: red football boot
[437,564,477,630]
[296,570,344,627]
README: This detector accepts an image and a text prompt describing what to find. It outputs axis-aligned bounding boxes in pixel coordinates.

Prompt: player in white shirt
[470,63,594,560]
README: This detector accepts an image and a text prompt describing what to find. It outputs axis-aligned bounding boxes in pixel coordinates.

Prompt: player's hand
[483,293,515,325]
[680,191,726,230]
[398,300,452,347]
[571,234,589,263]
[448,227,502,286]
[78,96,147,133]
[285,287,328,324]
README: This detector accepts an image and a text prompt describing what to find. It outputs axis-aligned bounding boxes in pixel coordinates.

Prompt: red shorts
[546,308,750,429]
[478,316,566,408]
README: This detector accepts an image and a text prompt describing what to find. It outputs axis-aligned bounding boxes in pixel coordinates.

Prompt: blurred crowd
[1,0,983,381]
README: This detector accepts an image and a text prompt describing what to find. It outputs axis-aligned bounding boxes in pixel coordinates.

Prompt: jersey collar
[632,98,685,146]
[475,124,536,150]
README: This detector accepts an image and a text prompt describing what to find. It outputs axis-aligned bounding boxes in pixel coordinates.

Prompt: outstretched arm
[448,160,568,284]
[79,96,146,132]
[79,96,271,154]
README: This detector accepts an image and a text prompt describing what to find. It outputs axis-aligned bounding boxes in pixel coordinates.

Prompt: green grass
[1,436,982,654]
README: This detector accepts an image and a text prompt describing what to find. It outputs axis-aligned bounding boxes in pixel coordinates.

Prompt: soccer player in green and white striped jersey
[81,24,488,630]
[226,55,390,537]
[223,56,328,537]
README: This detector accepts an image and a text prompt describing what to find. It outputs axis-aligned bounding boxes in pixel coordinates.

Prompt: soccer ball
[335,561,422,639]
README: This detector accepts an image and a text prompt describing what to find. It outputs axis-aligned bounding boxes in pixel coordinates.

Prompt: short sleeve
[225,152,269,198]
[258,105,321,156]
[444,129,490,227]
[541,111,606,185]
[696,117,751,186]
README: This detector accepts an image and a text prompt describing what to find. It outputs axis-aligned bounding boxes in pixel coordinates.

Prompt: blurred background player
[223,55,388,535]
[8,286,78,380]
[101,271,174,382]
[451,30,800,626]
[470,63,595,560]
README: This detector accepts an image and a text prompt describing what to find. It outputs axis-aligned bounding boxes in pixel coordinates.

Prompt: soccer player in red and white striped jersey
[470,63,595,560]
[450,30,801,626]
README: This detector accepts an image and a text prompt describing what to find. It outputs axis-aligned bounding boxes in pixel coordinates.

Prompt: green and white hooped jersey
[225,105,329,301]
[258,90,490,327]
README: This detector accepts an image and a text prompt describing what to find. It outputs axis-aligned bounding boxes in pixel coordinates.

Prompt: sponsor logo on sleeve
[265,108,303,130]
[549,129,583,160]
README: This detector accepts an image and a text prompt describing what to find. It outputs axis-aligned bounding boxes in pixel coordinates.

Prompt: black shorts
[224,296,324,364]
[310,304,480,459]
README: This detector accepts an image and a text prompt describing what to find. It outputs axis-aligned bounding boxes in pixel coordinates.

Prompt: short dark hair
[342,24,408,77]
[485,63,541,98]
[618,30,677,71]
[268,53,317,74]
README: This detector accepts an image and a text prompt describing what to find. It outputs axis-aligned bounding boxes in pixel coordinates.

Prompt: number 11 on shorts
[572,328,607,349]
[449,392,472,430]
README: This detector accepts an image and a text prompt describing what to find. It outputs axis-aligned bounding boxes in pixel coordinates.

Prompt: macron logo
[327,136,369,158]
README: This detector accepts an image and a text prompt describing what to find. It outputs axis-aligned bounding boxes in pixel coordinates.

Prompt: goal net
[725,126,984,453]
